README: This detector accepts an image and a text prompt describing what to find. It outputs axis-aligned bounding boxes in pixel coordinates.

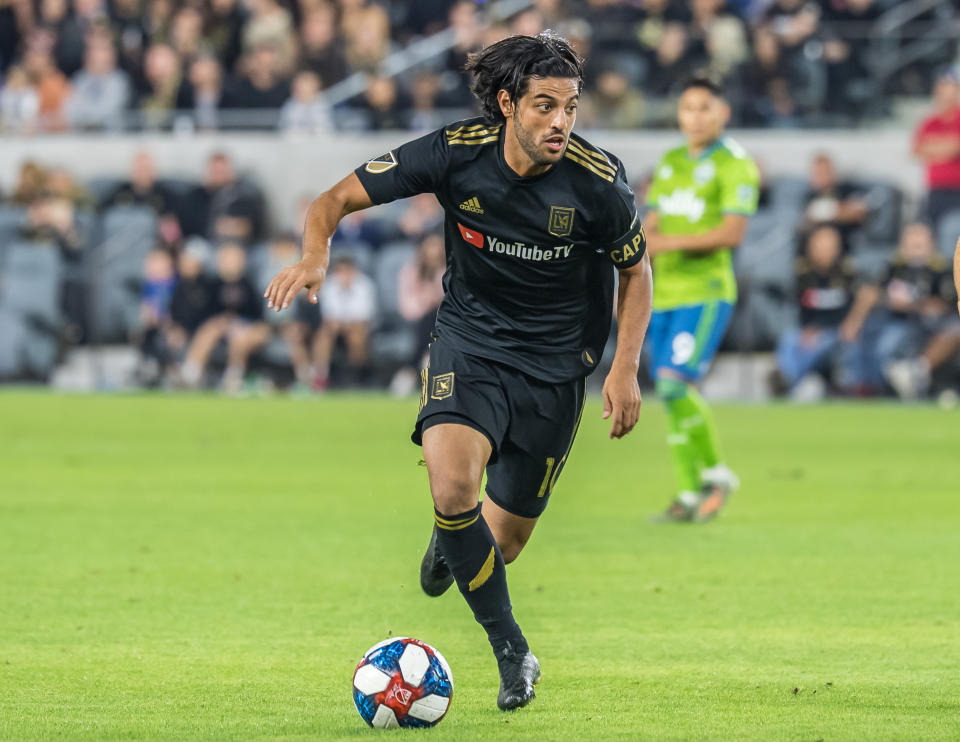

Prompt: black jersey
[795,257,859,328]
[880,255,956,317]
[354,117,646,383]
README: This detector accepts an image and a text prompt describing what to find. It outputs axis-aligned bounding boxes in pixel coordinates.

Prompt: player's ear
[497,89,514,118]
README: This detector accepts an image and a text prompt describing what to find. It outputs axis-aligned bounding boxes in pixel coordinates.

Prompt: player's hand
[264,256,327,311]
[601,363,642,440]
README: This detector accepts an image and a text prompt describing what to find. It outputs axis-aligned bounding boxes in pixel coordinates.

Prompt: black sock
[434,503,527,656]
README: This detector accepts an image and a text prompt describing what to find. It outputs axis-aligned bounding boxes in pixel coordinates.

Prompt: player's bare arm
[954,236,960,315]
[602,251,653,440]
[264,172,373,311]
[645,213,749,256]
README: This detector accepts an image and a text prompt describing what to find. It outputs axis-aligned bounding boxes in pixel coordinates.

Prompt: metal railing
[870,0,958,81]
[322,0,534,108]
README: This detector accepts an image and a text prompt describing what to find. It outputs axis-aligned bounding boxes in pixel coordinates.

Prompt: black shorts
[413,336,586,519]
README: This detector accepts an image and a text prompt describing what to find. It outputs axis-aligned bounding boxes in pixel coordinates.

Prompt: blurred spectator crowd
[1,0,960,134]
[3,54,960,399]
[0,147,448,392]
[2,138,960,399]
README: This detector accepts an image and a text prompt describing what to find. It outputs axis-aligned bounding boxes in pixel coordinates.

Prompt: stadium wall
[2,130,923,226]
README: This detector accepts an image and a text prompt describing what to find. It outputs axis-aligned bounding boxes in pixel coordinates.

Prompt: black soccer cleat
[496,642,541,711]
[419,526,454,597]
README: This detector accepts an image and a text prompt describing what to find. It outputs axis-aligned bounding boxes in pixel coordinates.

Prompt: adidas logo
[459,197,484,214]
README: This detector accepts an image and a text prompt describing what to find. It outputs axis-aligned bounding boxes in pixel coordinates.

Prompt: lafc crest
[548,206,575,237]
[431,372,454,400]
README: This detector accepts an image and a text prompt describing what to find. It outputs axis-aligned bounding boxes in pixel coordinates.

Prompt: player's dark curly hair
[681,75,726,98]
[465,31,584,124]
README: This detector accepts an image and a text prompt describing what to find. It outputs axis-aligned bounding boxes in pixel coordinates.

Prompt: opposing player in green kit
[643,77,759,522]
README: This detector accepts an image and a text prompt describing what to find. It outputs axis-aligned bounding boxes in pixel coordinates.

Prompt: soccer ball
[352,637,454,728]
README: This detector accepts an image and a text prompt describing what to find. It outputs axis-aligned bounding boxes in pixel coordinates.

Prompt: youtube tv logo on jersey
[457,222,484,248]
[458,221,575,263]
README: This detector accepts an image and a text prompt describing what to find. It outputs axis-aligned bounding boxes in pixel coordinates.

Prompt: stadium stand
[0,0,957,133]
[1,0,960,397]
[6,152,954,398]
[0,240,61,377]
[92,205,158,342]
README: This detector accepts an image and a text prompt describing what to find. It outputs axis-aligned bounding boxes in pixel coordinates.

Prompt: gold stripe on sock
[467,546,496,591]
[435,514,480,531]
[434,511,476,526]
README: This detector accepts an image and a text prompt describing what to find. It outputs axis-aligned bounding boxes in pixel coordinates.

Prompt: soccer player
[264,33,652,711]
[642,77,759,522]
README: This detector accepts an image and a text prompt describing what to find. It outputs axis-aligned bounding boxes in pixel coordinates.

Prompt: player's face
[677,87,729,149]
[511,76,579,167]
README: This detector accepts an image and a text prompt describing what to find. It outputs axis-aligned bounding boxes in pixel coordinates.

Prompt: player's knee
[429,471,481,515]
[498,534,529,564]
[656,376,690,402]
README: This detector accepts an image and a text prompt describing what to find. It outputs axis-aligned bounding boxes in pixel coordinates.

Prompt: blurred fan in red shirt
[914,69,960,227]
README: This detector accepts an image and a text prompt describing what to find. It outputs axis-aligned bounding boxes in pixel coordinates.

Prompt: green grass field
[1,393,958,741]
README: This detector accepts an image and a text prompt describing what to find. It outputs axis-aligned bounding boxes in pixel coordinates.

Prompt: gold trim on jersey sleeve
[446,124,501,137]
[444,122,488,137]
[447,135,500,146]
[566,140,617,175]
[446,125,502,146]
[563,151,615,182]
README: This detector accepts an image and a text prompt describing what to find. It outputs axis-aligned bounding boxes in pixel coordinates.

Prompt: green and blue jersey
[645,137,760,310]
